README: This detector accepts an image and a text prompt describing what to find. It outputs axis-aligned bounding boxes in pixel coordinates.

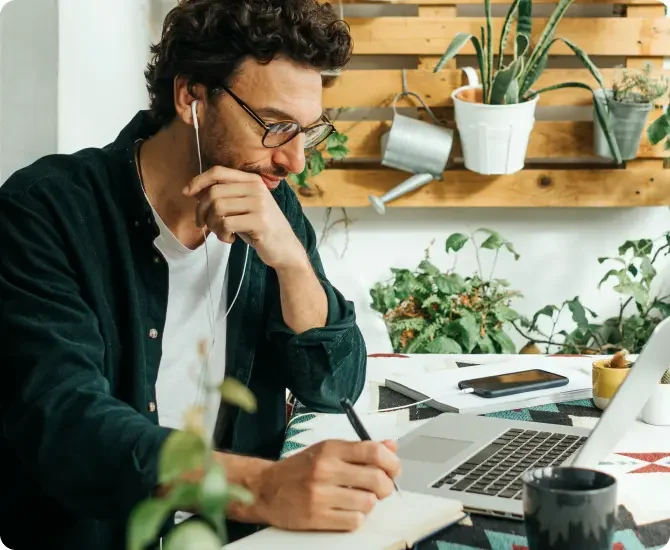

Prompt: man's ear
[173,76,204,126]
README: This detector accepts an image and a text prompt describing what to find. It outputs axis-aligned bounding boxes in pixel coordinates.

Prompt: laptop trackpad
[398,435,474,463]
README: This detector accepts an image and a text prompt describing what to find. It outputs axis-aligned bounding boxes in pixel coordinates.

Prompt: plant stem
[488,249,500,282]
[618,296,633,336]
[472,233,484,280]
[318,207,333,249]
[652,243,669,265]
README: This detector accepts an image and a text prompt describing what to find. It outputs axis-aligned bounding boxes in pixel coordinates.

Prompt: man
[0,1,401,549]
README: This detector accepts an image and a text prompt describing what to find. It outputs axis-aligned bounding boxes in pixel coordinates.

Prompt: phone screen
[460,369,566,392]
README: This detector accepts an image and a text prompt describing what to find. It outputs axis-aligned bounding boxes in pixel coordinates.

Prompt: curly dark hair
[145,0,353,127]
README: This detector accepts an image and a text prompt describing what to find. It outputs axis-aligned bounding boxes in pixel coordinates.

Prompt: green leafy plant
[127,345,257,550]
[647,91,670,161]
[289,130,349,189]
[611,63,668,104]
[433,0,622,162]
[516,233,670,369]
[370,230,522,354]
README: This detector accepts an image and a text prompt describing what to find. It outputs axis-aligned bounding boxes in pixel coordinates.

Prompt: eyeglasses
[218,86,335,149]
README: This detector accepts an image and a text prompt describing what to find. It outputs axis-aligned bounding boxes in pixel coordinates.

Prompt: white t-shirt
[149,206,231,441]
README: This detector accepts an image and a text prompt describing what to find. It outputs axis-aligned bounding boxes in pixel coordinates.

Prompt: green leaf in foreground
[159,430,207,485]
[163,521,221,550]
[127,499,171,550]
[200,462,228,520]
[219,378,257,413]
[445,233,469,254]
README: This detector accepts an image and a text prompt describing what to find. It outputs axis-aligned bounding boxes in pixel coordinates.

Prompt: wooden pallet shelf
[295,165,669,208]
[348,17,670,56]
[298,0,669,209]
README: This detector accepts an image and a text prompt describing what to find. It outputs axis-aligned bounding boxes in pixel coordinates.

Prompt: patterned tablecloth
[280,354,670,550]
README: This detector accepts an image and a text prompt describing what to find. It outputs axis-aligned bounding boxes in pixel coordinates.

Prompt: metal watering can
[368,91,454,215]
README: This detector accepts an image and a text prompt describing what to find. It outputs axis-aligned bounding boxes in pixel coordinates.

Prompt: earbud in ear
[191,100,200,130]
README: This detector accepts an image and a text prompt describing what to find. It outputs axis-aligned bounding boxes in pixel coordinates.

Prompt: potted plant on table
[594,63,668,161]
[370,229,522,354]
[591,349,633,410]
[514,233,670,411]
[434,0,622,175]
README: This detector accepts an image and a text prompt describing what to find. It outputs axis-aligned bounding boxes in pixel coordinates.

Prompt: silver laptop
[395,316,670,520]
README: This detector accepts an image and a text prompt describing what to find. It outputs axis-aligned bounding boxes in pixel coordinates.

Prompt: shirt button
[153,256,161,264]
[148,328,158,339]
[134,220,140,228]
[148,401,157,413]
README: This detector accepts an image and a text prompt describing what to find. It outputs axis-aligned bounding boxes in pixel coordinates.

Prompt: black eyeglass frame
[216,86,335,149]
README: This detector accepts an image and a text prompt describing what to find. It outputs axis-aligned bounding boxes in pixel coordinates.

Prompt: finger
[183,166,262,196]
[382,440,398,453]
[198,197,256,228]
[203,210,235,243]
[337,441,402,480]
[195,181,263,202]
[331,462,395,501]
[219,213,258,237]
[320,486,377,514]
[308,509,366,532]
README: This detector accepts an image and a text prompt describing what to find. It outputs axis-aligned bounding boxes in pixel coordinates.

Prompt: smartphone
[457,368,569,398]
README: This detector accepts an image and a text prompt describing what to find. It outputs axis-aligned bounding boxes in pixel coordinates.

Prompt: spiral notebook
[224,491,466,550]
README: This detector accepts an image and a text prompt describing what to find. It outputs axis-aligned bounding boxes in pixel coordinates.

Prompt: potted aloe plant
[434,0,622,175]
[594,63,668,161]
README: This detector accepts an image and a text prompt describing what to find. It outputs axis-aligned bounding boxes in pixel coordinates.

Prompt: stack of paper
[385,357,593,415]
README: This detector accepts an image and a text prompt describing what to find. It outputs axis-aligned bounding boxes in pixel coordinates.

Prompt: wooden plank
[626,6,667,70]
[294,167,669,208]
[347,17,670,56]
[323,69,670,108]
[418,6,456,17]
[626,5,668,16]
[329,116,666,160]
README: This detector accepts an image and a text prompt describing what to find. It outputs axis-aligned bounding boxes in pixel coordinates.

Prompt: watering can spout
[368,173,435,215]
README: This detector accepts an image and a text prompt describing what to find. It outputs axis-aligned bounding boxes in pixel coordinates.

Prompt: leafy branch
[127,347,257,550]
[371,229,522,354]
[519,233,670,356]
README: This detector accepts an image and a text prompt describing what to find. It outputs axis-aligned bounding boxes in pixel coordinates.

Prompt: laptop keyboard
[431,428,588,500]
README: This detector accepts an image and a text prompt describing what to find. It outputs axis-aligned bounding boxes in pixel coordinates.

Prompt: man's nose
[273,134,306,175]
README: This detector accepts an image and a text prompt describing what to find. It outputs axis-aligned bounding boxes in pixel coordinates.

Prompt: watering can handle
[462,67,479,87]
[391,91,441,126]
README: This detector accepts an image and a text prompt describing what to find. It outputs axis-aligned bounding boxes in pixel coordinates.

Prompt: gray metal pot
[593,88,652,161]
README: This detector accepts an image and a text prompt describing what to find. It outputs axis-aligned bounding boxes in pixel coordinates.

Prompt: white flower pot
[641,384,670,426]
[452,84,539,175]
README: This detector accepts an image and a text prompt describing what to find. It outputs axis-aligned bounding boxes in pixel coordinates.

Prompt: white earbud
[191,100,200,130]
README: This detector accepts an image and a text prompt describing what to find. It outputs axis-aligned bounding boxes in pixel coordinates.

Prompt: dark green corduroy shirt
[0,112,366,550]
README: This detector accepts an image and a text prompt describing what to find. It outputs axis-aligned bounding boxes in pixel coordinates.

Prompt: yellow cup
[592,359,631,410]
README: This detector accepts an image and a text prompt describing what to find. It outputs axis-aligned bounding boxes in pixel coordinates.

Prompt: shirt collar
[109,110,162,238]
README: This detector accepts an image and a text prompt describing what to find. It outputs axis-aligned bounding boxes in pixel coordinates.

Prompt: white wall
[0,0,58,184]
[57,0,152,153]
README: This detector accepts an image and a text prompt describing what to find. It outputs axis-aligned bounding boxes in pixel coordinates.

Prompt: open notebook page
[224,491,464,550]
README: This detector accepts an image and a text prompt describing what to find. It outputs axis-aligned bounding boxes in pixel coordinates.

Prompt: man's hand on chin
[183,165,306,271]
[220,440,401,531]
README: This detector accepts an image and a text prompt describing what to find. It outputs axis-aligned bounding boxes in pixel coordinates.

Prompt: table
[280,354,670,550]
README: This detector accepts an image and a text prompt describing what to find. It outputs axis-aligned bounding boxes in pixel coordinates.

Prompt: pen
[339,397,401,494]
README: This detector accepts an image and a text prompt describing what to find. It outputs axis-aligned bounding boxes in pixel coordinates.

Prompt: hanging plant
[289,130,349,192]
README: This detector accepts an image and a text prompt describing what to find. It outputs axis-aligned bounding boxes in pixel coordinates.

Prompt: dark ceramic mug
[522,467,617,550]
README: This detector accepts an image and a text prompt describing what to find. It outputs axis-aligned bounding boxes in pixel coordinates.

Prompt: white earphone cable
[191,100,250,404]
